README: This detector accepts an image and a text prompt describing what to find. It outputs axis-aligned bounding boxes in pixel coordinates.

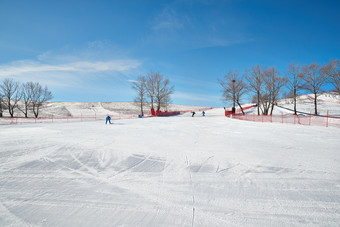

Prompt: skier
[192,112,195,117]
[105,115,112,124]
[202,111,205,116]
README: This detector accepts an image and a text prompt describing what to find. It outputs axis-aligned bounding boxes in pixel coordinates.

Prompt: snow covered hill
[1,92,339,119]
[43,102,208,117]
[1,101,207,118]
[229,92,340,117]
[275,93,340,116]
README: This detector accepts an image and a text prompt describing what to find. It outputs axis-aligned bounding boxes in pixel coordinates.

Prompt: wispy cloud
[0,41,143,91]
[0,59,141,77]
[145,2,252,50]
[127,79,140,83]
[0,42,144,105]
[152,8,187,31]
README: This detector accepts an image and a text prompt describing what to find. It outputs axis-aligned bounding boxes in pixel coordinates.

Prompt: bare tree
[245,65,265,115]
[31,83,53,118]
[0,78,22,117]
[265,67,287,115]
[18,82,34,117]
[287,62,302,115]
[154,74,174,112]
[235,80,248,114]
[261,68,275,115]
[326,59,340,96]
[218,70,248,114]
[146,72,174,112]
[300,63,327,115]
[131,76,147,115]
[145,72,157,110]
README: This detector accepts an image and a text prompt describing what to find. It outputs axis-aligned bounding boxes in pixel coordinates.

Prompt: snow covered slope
[1,92,339,119]
[275,93,340,116]
[221,93,340,117]
[1,101,207,118]
[1,108,339,226]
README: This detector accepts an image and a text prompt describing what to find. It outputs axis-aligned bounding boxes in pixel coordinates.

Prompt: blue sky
[0,0,339,107]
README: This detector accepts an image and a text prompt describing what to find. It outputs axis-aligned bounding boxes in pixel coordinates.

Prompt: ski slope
[1,101,206,118]
[1,108,339,226]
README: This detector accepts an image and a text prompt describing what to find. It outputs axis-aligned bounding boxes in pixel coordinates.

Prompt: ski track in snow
[1,108,340,226]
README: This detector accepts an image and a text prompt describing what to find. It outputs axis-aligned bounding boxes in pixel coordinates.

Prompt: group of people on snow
[191,111,205,117]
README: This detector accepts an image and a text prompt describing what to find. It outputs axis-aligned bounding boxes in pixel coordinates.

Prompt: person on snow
[105,115,112,124]
[192,112,195,117]
[202,111,205,116]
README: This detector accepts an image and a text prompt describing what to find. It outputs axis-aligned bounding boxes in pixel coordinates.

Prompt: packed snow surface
[1,108,340,226]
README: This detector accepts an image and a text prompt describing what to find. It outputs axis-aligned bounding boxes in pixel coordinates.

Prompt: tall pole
[232,79,236,113]
[0,97,2,117]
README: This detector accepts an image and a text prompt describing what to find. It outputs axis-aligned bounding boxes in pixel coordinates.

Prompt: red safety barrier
[151,108,156,116]
[228,112,340,128]
[156,111,181,116]
[225,105,257,117]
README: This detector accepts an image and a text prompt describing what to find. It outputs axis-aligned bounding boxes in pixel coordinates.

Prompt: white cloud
[0,42,143,95]
[128,79,140,83]
[0,59,141,77]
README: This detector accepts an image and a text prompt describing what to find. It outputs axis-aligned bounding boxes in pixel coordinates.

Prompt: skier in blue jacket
[105,115,112,124]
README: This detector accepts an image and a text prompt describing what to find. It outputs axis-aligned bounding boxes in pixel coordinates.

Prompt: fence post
[326,111,329,127]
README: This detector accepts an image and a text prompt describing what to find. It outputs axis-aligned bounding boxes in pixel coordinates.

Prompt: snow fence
[0,107,213,125]
[0,113,138,125]
[229,112,340,128]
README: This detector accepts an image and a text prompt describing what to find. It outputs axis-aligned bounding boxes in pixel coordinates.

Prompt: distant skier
[192,112,195,117]
[202,111,205,116]
[105,115,112,124]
